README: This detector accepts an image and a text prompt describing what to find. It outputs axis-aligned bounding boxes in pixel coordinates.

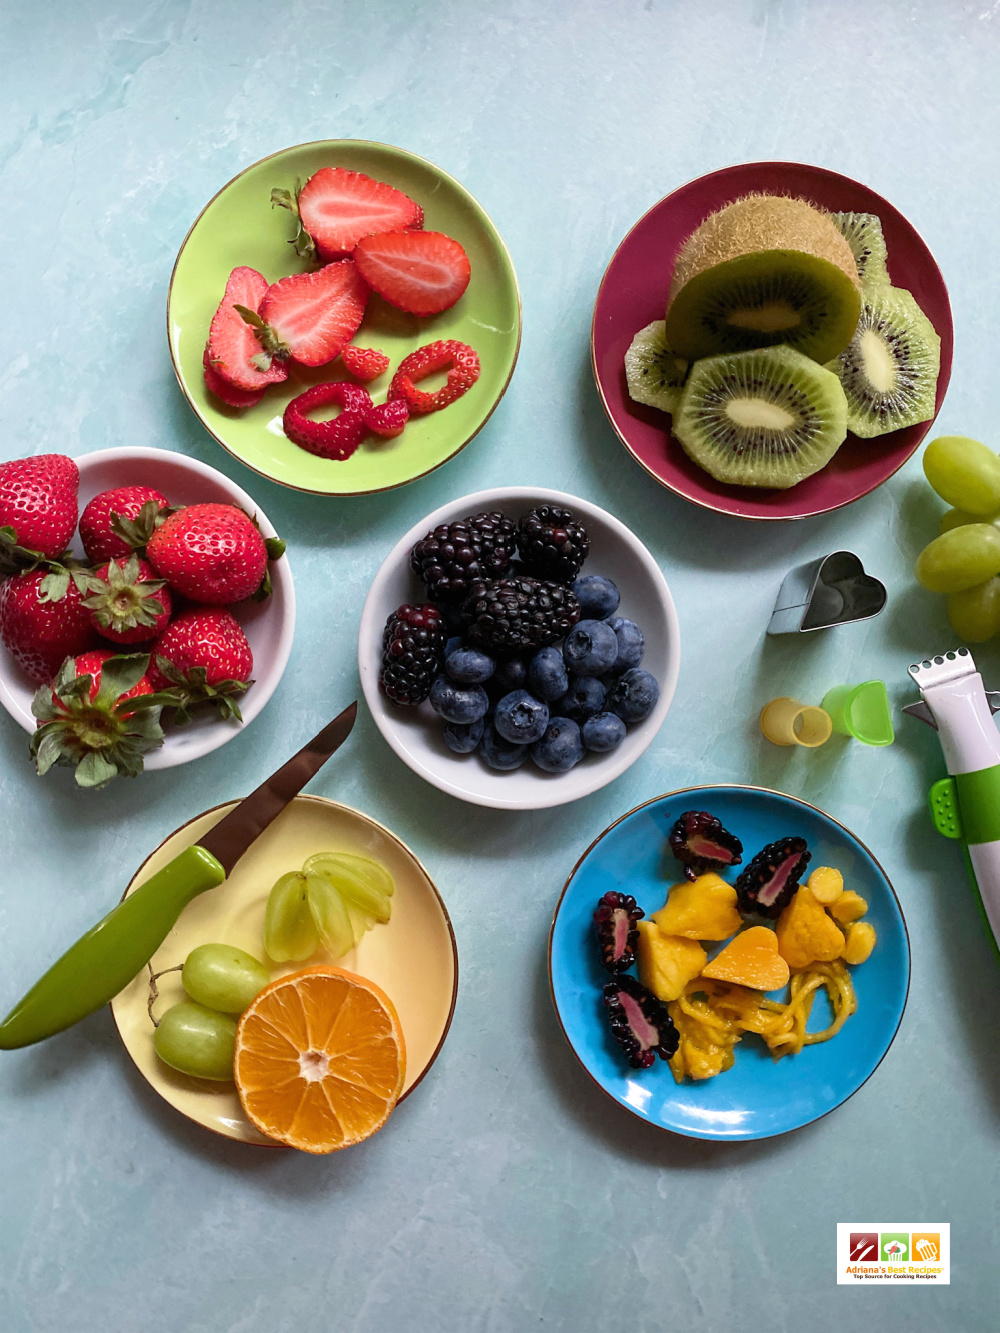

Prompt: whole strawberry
[0,569,100,683]
[146,503,281,604]
[82,556,173,644]
[148,607,254,722]
[31,649,163,788]
[0,454,79,569]
[79,485,170,564]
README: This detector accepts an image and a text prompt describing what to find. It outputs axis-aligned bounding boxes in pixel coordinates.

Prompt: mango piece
[776,886,846,969]
[807,865,844,905]
[842,920,877,964]
[701,926,790,992]
[829,890,867,923]
[636,921,706,1002]
[651,873,743,941]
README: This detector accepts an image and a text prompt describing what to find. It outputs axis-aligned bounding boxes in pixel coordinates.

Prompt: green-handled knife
[0,702,358,1050]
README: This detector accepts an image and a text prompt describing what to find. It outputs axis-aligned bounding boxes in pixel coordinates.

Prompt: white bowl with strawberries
[0,447,294,785]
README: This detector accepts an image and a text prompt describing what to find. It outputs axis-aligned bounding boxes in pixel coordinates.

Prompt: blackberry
[409,512,516,603]
[516,505,590,584]
[602,975,678,1069]
[461,576,580,653]
[735,836,811,918]
[668,811,743,882]
[378,604,446,706]
[593,891,644,972]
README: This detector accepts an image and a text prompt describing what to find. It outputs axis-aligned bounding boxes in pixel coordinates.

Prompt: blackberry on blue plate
[515,505,590,584]
[379,604,447,707]
[410,512,517,603]
[461,576,580,654]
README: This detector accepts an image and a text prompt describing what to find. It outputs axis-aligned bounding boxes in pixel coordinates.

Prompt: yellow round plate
[111,795,457,1145]
[168,139,522,495]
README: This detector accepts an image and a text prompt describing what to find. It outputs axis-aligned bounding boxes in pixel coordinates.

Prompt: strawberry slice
[252,261,369,368]
[353,231,471,317]
[202,348,265,409]
[206,267,289,391]
[278,168,423,262]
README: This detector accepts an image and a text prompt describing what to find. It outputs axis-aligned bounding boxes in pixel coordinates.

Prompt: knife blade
[0,702,357,1050]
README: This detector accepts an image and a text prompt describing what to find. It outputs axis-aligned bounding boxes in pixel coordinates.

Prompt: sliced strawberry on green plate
[353,230,471,317]
[206,267,289,392]
[249,260,369,368]
[202,348,266,408]
[273,167,424,262]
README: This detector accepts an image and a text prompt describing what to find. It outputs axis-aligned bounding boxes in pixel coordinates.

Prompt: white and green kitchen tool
[905,649,1000,950]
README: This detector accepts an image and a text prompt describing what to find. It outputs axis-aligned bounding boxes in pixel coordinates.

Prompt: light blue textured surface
[1,2,998,1329]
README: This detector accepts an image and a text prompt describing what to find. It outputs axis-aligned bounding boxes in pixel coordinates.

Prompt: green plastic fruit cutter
[904,649,1000,953]
[767,551,887,635]
[820,681,895,746]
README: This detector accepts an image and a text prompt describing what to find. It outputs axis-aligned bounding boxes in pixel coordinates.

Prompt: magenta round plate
[592,161,954,521]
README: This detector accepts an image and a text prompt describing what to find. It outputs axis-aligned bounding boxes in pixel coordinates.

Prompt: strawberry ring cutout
[387,340,481,415]
[282,382,374,461]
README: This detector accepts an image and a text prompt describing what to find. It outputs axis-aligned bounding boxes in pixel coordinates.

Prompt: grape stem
[146,962,183,1027]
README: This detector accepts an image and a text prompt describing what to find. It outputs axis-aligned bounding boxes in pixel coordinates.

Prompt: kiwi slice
[624,321,689,412]
[825,285,940,438]
[829,211,890,287]
[673,344,849,489]
[665,195,862,364]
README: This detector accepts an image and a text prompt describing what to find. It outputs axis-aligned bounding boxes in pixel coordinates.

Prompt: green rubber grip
[954,764,1000,845]
[0,844,226,1050]
[929,777,963,840]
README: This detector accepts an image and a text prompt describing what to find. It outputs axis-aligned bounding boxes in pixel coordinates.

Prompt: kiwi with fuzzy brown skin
[672,344,848,489]
[824,285,940,438]
[624,321,689,413]
[828,211,890,288]
[665,194,861,364]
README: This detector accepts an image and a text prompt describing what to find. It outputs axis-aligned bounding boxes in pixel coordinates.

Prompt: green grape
[345,901,376,947]
[948,578,1000,642]
[305,872,354,959]
[940,507,1000,534]
[303,853,393,923]
[153,1002,237,1081]
[914,525,1000,593]
[181,943,269,1015]
[264,872,320,963]
[923,436,1000,515]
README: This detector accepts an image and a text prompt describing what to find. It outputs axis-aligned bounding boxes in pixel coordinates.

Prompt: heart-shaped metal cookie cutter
[767,551,887,636]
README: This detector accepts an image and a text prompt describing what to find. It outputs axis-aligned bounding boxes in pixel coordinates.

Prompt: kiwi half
[824,285,940,438]
[829,211,890,287]
[673,344,849,489]
[624,321,689,412]
[665,195,862,364]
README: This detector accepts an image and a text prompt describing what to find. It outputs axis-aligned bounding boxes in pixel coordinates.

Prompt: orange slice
[234,966,405,1154]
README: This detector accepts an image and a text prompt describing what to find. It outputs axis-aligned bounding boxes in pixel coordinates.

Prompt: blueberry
[480,722,529,770]
[606,618,644,674]
[581,711,627,753]
[445,636,464,657]
[555,674,607,721]
[494,689,549,744]
[532,717,585,773]
[563,619,619,676]
[571,575,620,621]
[443,716,486,753]
[607,668,660,723]
[445,645,495,684]
[528,645,569,702]
[491,655,528,695]
[429,675,490,725]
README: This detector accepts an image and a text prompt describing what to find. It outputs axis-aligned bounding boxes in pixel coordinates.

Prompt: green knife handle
[0,844,226,1050]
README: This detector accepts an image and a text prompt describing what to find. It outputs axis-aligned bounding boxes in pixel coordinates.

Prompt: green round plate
[168,140,522,495]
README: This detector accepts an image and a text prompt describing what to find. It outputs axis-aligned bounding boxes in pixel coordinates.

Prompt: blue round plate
[549,786,910,1141]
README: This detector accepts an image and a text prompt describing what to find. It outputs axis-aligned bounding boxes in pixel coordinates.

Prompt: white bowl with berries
[359,487,680,810]
[0,446,295,784]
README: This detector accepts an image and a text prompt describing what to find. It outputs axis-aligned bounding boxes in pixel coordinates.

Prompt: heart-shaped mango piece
[651,873,743,940]
[776,886,846,969]
[701,926,790,992]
